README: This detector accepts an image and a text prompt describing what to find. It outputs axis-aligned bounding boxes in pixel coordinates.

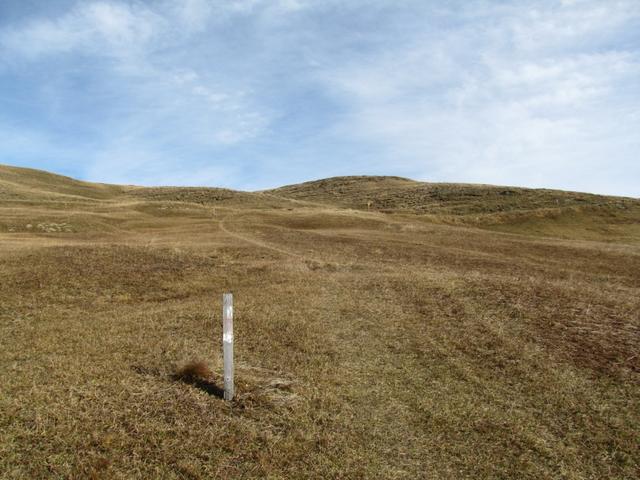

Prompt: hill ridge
[2,163,639,242]
[3,162,640,200]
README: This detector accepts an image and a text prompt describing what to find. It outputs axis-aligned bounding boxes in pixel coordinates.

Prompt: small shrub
[175,360,212,383]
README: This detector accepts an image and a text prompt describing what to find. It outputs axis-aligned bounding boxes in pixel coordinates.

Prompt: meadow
[1,164,639,479]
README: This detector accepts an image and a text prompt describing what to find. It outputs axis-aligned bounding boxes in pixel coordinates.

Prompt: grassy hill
[0,164,124,201]
[1,164,639,479]
[268,176,640,242]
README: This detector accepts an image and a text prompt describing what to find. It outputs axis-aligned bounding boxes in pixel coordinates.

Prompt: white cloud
[0,1,163,59]
[506,0,640,52]
[0,0,272,155]
[172,0,216,31]
[164,0,310,32]
[1,0,639,195]
[83,141,241,187]
[313,0,640,195]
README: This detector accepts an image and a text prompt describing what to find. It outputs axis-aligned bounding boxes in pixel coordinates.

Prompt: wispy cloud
[315,0,640,194]
[0,0,276,185]
[0,0,639,195]
[0,2,162,59]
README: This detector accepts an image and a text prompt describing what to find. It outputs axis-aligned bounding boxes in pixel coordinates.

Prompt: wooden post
[222,293,234,401]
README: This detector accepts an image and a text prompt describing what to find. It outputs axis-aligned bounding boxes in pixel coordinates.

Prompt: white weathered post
[222,293,234,401]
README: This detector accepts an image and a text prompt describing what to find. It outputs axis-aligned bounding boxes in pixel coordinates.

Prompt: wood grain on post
[222,293,234,401]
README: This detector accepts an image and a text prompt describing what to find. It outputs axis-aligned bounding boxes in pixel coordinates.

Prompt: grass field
[1,164,639,479]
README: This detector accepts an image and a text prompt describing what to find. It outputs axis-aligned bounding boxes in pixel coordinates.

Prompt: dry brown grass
[269,176,640,242]
[1,165,639,479]
[175,360,214,383]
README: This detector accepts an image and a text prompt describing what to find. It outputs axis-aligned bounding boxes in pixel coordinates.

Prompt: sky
[0,0,639,196]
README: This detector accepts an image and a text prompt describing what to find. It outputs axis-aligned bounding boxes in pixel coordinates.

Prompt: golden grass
[1,165,639,478]
[269,176,640,243]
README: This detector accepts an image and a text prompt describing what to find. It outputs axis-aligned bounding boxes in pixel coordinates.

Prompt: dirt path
[218,215,312,261]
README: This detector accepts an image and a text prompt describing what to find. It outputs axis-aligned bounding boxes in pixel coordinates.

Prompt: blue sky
[1,0,639,196]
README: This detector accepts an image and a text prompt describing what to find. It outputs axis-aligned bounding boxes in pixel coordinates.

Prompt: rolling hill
[1,164,639,479]
[267,175,640,242]
[3,164,639,241]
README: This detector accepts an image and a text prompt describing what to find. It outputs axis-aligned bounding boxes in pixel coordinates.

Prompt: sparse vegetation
[1,164,639,478]
[269,176,640,242]
[175,360,214,383]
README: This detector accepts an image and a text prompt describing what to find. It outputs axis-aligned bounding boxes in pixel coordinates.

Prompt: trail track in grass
[1,164,639,479]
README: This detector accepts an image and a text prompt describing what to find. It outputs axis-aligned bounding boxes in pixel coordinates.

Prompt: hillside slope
[3,164,639,242]
[0,163,290,207]
[0,164,124,201]
[1,164,639,478]
[268,176,640,242]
